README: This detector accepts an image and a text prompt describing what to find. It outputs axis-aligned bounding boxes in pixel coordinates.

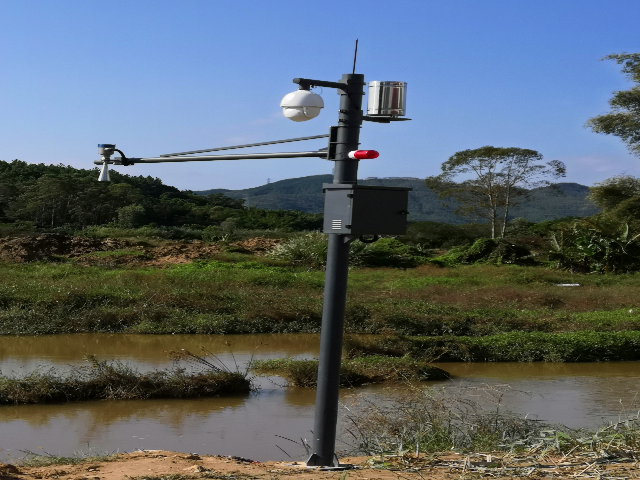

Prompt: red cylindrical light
[348,150,379,160]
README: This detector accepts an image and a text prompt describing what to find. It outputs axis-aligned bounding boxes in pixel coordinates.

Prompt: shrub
[431,238,532,266]
[267,232,328,268]
[268,234,428,269]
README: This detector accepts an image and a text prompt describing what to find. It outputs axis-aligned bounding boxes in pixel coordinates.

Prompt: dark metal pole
[308,73,365,467]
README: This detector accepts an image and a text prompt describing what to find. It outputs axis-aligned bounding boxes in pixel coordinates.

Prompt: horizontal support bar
[94,151,325,165]
[293,78,347,90]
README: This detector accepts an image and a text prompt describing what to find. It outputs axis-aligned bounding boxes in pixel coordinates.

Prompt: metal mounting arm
[293,78,347,91]
[94,150,325,166]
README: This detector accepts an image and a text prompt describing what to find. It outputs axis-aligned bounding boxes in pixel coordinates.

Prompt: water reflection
[0,395,248,429]
[434,362,640,427]
[0,333,320,371]
[1,334,640,462]
[0,395,313,462]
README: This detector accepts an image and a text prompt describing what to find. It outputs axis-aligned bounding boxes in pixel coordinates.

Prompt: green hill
[196,176,599,223]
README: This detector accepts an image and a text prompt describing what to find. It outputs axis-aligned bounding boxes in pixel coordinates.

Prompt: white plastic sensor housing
[280,89,324,122]
[98,162,110,182]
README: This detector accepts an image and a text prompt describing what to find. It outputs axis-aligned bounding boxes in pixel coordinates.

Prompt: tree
[425,146,566,238]
[588,175,640,223]
[586,53,640,157]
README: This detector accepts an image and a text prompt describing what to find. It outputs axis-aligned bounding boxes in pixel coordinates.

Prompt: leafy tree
[400,221,487,249]
[204,193,245,209]
[8,174,118,227]
[118,204,147,228]
[588,175,640,223]
[425,146,565,238]
[235,207,323,231]
[586,53,640,157]
[0,159,326,234]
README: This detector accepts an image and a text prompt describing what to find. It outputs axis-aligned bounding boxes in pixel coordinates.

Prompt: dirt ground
[1,450,638,480]
[0,234,282,267]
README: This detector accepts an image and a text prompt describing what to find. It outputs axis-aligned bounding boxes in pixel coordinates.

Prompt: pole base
[306,453,347,469]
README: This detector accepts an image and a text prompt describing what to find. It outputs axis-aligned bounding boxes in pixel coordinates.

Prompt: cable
[114,149,132,166]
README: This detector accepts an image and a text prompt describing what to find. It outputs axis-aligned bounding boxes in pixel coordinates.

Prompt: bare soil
[0,234,282,267]
[2,450,638,480]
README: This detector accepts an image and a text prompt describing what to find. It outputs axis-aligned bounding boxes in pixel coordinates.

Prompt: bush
[431,238,533,266]
[400,221,487,249]
[117,204,147,228]
[268,234,428,269]
[267,232,328,268]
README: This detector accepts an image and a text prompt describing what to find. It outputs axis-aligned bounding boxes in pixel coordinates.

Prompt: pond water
[1,334,639,462]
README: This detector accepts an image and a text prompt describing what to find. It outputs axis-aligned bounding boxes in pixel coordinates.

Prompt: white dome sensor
[280,89,324,122]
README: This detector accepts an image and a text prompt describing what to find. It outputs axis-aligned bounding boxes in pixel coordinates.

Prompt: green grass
[1,261,640,350]
[250,356,450,387]
[347,331,640,362]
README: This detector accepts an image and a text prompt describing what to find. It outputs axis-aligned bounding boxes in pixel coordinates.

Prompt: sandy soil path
[2,449,638,480]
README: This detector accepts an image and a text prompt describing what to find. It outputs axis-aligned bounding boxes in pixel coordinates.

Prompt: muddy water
[1,334,639,462]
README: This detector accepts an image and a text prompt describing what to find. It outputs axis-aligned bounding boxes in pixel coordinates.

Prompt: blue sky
[1,0,639,190]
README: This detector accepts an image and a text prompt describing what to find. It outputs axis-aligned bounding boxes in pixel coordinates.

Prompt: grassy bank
[2,259,640,361]
[2,261,640,338]
[345,331,640,362]
[250,356,450,387]
[0,354,251,404]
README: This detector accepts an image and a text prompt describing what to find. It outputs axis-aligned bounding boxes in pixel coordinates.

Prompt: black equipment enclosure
[322,184,411,235]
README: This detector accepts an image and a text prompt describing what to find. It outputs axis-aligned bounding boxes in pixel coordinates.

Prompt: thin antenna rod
[352,39,359,74]
[160,134,329,157]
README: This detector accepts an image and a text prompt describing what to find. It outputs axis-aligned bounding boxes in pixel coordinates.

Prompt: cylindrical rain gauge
[367,81,407,117]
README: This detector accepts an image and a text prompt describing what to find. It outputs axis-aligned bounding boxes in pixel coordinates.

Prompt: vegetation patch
[249,356,449,387]
[15,450,118,468]
[347,331,640,362]
[344,386,640,456]
[0,353,251,404]
[2,261,640,338]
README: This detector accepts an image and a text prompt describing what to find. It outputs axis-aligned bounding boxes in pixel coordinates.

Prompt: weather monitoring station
[95,49,411,468]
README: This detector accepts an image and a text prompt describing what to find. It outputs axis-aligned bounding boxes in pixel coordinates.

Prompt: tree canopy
[586,53,640,157]
[0,159,323,232]
[588,174,640,223]
[425,146,566,238]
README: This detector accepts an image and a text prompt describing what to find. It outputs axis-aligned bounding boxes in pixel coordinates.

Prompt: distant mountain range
[195,175,599,224]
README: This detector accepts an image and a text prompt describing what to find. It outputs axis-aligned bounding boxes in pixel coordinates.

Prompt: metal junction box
[322,184,411,235]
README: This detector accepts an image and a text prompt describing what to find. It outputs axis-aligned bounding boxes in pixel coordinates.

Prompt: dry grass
[250,356,450,387]
[0,353,252,404]
[341,385,640,457]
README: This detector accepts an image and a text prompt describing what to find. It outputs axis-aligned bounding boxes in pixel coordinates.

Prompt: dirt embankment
[0,234,282,267]
[1,450,638,480]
